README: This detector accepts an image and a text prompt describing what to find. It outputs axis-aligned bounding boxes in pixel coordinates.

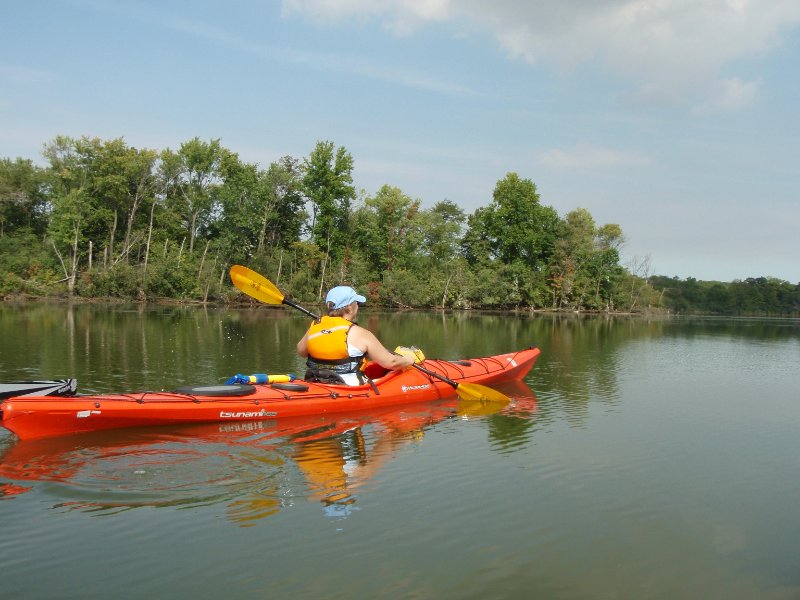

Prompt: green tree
[260,156,306,253]
[364,184,421,272]
[161,138,225,254]
[485,173,559,266]
[462,206,493,266]
[349,200,382,280]
[116,143,158,258]
[421,199,465,265]
[302,141,355,262]
[0,158,50,236]
[549,208,596,308]
[463,173,560,307]
[549,209,625,310]
[216,151,261,253]
[43,136,109,293]
[417,200,466,307]
[83,138,158,263]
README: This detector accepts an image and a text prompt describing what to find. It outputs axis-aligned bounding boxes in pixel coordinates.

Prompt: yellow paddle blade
[454,382,510,404]
[230,265,285,305]
[457,395,511,417]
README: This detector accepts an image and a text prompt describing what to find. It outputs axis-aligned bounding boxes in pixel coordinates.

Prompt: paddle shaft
[284,297,320,321]
[410,362,459,389]
[412,361,508,403]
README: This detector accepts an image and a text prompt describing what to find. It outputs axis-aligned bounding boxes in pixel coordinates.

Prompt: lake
[1,304,798,599]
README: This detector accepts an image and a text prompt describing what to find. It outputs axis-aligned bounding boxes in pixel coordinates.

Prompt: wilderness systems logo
[219,409,278,419]
[401,384,431,393]
[76,410,102,418]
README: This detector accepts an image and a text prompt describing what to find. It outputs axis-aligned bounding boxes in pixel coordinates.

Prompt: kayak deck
[0,347,540,440]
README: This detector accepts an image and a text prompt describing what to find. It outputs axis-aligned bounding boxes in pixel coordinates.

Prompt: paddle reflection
[0,383,536,524]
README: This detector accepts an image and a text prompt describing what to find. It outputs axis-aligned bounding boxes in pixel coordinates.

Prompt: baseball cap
[326,286,366,309]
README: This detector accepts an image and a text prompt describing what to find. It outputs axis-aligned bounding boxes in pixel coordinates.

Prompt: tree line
[650,276,800,316]
[1,135,796,315]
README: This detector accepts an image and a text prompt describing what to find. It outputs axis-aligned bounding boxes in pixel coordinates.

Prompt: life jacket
[305,316,367,382]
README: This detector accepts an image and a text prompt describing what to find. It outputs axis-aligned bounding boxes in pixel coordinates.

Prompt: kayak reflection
[0,382,536,524]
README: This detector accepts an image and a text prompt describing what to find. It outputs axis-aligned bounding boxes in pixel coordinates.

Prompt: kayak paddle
[229,264,319,320]
[228,265,510,404]
[410,362,509,403]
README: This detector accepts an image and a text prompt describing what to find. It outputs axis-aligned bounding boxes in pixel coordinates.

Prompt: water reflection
[0,384,537,525]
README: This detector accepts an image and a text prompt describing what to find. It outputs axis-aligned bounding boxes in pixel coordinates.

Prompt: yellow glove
[394,346,425,363]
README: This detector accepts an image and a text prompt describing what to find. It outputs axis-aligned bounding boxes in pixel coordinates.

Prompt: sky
[2,0,799,283]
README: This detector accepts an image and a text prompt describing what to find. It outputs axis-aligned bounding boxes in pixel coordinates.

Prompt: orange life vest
[305,316,366,376]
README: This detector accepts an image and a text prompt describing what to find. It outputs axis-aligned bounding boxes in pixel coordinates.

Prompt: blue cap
[326,286,366,309]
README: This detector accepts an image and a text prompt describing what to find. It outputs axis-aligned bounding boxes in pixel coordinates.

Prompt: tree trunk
[124,181,146,257]
[442,272,452,309]
[142,200,156,285]
[109,210,117,264]
[68,224,79,294]
[258,198,274,254]
[318,233,331,300]
[189,212,198,254]
[197,240,210,278]
[276,248,284,286]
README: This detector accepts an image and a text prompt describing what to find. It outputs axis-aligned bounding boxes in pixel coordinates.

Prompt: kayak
[0,346,540,441]
[0,348,539,441]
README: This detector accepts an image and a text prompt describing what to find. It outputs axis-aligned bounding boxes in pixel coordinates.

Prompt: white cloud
[537,143,652,169]
[692,77,760,115]
[282,0,800,110]
[281,0,452,34]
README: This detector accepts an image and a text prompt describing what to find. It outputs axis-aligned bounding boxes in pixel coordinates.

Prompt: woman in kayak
[297,285,420,385]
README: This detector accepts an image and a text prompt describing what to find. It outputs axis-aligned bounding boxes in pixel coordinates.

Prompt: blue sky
[2,0,799,282]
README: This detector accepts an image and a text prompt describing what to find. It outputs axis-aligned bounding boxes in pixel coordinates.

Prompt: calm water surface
[0,304,798,599]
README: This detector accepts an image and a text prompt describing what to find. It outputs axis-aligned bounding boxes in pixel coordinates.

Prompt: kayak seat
[304,369,348,384]
[173,384,256,397]
[363,362,390,380]
[271,382,310,392]
[303,362,390,385]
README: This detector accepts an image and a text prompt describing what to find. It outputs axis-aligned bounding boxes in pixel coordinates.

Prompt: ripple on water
[0,426,302,527]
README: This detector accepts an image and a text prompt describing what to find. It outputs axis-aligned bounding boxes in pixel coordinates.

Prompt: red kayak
[0,347,540,440]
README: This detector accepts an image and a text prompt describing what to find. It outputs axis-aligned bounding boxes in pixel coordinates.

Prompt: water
[1,305,799,599]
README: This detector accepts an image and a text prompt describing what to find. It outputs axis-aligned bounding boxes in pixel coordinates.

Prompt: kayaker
[297,285,421,385]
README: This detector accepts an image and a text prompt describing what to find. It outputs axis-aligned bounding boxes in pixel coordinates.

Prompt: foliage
[483,173,560,268]
[650,276,800,316]
[0,157,50,237]
[162,137,225,254]
[79,263,141,299]
[362,185,422,272]
[6,134,791,315]
[302,141,355,263]
[548,209,625,310]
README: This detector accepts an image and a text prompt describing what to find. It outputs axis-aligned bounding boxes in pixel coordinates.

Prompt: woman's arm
[296,332,309,358]
[349,326,414,370]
